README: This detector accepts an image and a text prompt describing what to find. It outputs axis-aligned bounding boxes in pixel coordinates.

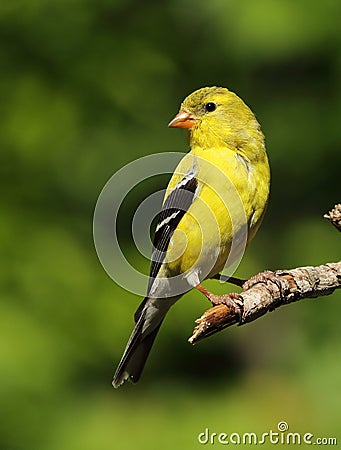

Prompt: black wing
[147,171,198,294]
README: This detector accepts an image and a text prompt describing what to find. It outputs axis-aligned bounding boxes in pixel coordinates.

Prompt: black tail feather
[112,306,164,388]
[113,295,181,388]
[124,322,163,384]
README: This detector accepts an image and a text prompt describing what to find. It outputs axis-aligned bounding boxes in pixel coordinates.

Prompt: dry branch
[324,203,341,231]
[189,204,341,344]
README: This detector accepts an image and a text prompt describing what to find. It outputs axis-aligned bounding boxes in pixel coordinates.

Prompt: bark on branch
[189,204,341,344]
[324,203,341,231]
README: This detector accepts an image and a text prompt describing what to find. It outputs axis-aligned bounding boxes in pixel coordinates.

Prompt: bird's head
[168,86,264,158]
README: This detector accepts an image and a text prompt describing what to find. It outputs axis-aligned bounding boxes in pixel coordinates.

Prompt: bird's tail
[112,296,179,388]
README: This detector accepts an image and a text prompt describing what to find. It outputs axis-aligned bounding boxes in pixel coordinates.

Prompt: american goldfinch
[113,86,270,388]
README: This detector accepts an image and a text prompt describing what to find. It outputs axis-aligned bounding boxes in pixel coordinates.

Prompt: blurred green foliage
[0,0,340,449]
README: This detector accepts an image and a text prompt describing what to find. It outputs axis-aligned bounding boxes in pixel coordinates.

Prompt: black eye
[205,102,217,112]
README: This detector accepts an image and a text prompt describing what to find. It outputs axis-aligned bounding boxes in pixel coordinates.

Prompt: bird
[112,86,270,388]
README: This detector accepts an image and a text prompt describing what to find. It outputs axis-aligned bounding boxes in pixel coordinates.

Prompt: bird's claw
[206,292,244,323]
[196,284,244,323]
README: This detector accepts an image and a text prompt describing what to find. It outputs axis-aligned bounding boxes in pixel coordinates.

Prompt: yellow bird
[113,86,270,387]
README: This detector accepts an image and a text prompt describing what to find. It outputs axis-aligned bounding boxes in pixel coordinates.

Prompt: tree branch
[324,203,341,231]
[189,204,341,344]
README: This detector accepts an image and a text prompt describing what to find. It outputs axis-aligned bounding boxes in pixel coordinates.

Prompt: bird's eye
[205,102,217,112]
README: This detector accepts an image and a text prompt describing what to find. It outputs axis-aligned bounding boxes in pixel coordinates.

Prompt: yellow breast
[163,145,270,280]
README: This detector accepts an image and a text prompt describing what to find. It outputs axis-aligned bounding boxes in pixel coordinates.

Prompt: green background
[1,0,340,449]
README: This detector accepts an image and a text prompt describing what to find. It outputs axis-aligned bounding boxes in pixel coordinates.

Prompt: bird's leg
[196,284,216,302]
[210,274,246,287]
[196,284,243,321]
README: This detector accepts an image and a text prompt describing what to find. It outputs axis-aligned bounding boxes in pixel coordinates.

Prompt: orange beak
[168,109,197,129]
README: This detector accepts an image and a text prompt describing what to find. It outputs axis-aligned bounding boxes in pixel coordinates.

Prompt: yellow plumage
[163,87,270,280]
[113,86,270,387]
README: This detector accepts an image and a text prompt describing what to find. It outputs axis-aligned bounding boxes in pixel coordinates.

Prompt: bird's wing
[147,167,198,295]
[115,166,200,386]
[134,164,199,324]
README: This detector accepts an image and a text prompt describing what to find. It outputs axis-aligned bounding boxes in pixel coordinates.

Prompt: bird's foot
[242,270,277,291]
[196,284,243,322]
